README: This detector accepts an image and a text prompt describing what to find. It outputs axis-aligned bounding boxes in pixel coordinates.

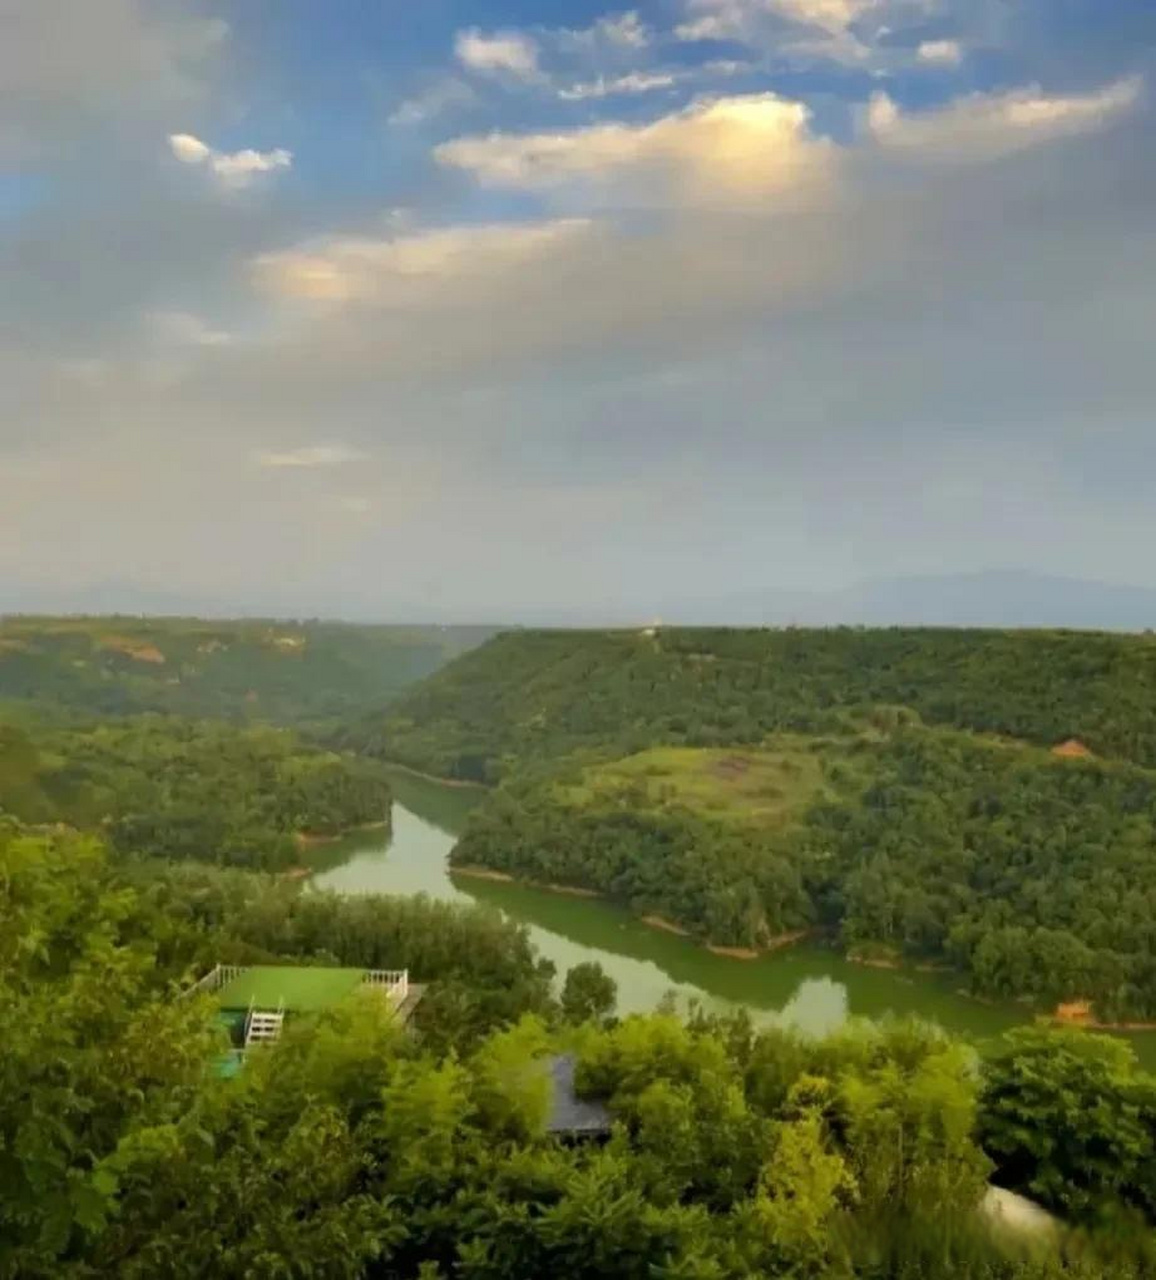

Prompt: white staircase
[245,1003,284,1048]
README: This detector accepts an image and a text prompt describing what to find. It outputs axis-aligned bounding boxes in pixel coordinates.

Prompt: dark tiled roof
[546,1054,612,1135]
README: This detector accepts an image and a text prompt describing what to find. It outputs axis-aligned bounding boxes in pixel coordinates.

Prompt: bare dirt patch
[641,914,691,937]
[99,636,166,664]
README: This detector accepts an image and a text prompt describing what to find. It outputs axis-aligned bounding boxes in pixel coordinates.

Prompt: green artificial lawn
[216,965,366,1012]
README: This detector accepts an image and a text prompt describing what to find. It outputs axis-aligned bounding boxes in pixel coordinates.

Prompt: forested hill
[363,626,1156,780]
[0,616,495,727]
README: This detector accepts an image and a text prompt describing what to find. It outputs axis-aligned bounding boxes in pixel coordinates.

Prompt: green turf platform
[216,966,365,1013]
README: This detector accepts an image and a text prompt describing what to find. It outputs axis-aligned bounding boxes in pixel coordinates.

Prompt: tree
[0,828,218,1276]
[980,1026,1156,1219]
[561,961,617,1025]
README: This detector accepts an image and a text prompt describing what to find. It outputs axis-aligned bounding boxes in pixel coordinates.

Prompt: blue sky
[1,0,1155,619]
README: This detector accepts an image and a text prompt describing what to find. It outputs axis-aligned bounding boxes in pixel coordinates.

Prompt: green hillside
[453,725,1156,1019]
[364,626,1156,781]
[361,627,1156,1020]
[0,616,496,727]
[0,715,392,870]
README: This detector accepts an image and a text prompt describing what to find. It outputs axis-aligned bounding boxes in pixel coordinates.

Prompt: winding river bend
[313,768,1156,1065]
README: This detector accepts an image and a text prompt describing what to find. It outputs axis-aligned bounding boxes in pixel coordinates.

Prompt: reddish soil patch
[706,943,760,960]
[1054,1000,1092,1024]
[543,883,601,898]
[763,928,812,953]
[1051,999,1156,1030]
[100,636,166,664]
[450,865,516,883]
[849,951,903,970]
[712,755,752,779]
[641,914,691,937]
[1051,739,1093,759]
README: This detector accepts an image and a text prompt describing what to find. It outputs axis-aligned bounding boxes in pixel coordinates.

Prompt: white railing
[180,963,247,999]
[362,969,408,1001]
[183,964,407,1003]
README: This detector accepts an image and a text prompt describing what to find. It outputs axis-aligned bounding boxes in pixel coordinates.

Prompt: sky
[2,0,1155,621]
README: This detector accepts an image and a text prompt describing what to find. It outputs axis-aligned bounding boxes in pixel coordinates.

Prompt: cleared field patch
[556,741,832,829]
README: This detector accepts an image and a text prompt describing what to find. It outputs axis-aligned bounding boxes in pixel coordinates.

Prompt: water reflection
[310,768,1156,1065]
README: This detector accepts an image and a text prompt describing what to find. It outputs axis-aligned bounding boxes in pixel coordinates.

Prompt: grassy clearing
[555,740,834,829]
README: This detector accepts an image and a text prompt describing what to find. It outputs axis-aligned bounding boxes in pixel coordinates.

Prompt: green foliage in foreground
[981,1027,1156,1222]
[0,615,495,728]
[453,725,1156,1019]
[365,626,1156,781]
[8,823,1156,1279]
[0,714,392,870]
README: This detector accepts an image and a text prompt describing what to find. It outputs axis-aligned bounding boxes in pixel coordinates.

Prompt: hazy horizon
[5,568,1156,632]
[4,1,1155,614]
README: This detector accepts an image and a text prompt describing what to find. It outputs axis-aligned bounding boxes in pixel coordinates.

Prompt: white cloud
[254,444,366,468]
[917,39,963,65]
[677,0,878,42]
[335,495,373,514]
[554,10,651,56]
[676,0,932,68]
[598,11,650,48]
[388,78,477,126]
[865,76,1143,161]
[434,93,830,205]
[454,29,540,81]
[169,132,211,164]
[704,59,752,76]
[253,219,594,304]
[149,310,230,347]
[168,132,291,186]
[559,72,677,101]
[577,10,650,49]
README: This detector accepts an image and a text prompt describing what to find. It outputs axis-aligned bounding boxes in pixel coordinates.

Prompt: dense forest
[0,616,494,728]
[8,615,1156,1272]
[362,627,1156,781]
[358,627,1156,1019]
[453,725,1156,1019]
[8,820,1156,1278]
[0,714,392,870]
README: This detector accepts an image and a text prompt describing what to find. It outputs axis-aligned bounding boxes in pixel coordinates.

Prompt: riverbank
[452,864,601,897]
[383,761,488,791]
[296,819,390,850]
[1053,1001,1156,1032]
[284,819,391,878]
[310,778,1156,1068]
[457,878,810,962]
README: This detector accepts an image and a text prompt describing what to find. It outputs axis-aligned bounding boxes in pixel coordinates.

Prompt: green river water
[313,768,1156,1065]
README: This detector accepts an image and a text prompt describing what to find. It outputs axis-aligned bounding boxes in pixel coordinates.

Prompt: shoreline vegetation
[445,859,1156,1031]
[285,818,393,879]
[382,760,489,790]
[294,818,390,850]
[384,754,1156,1030]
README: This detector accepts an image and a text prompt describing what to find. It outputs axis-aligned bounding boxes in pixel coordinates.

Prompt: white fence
[180,963,247,999]
[181,964,408,1003]
[362,969,409,1001]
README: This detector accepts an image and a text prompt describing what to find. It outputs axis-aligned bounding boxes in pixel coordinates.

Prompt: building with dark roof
[545,1054,613,1139]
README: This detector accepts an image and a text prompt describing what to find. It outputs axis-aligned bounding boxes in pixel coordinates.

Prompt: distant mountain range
[670,572,1156,632]
[4,570,1155,632]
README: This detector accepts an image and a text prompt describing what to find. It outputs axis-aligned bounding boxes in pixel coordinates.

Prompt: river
[313,768,1156,1064]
